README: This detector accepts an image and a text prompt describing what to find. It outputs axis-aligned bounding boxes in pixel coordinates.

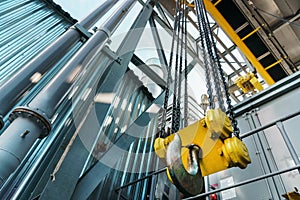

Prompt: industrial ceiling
[157,0,300,98]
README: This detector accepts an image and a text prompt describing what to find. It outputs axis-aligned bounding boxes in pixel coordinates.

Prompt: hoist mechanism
[235,72,263,94]
[154,0,251,197]
[155,109,251,196]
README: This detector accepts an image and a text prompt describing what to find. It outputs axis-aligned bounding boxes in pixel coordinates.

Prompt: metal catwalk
[0,0,299,199]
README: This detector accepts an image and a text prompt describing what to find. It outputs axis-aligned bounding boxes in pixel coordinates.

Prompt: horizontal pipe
[241,26,261,41]
[214,0,222,6]
[240,110,300,139]
[265,58,283,70]
[79,0,117,29]
[0,0,118,128]
[184,164,300,199]
[115,167,167,191]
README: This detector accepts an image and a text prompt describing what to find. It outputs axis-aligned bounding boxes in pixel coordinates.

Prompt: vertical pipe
[134,126,150,198]
[0,0,118,127]
[0,0,136,186]
[127,139,142,197]
[81,73,132,174]
[251,110,287,193]
[276,121,300,173]
[142,118,158,198]
[245,113,274,199]
[248,114,282,198]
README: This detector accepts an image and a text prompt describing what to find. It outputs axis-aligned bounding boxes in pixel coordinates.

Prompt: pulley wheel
[166,133,204,196]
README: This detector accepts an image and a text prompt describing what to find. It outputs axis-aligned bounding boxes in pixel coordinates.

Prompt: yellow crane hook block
[154,108,251,177]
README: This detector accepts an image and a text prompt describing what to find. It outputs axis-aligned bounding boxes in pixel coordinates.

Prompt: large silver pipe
[0,0,118,128]
[28,0,135,118]
[0,117,41,184]
[0,0,136,186]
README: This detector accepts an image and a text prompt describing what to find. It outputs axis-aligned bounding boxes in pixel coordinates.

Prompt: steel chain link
[196,0,240,138]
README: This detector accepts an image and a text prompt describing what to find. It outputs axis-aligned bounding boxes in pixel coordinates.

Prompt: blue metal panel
[0,0,75,84]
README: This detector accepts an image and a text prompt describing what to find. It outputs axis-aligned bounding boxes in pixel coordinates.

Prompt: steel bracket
[71,23,93,39]
[102,45,122,64]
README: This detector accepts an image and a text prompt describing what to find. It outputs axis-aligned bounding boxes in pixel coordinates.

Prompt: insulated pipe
[28,0,135,117]
[0,0,118,128]
[0,117,41,185]
[0,0,136,186]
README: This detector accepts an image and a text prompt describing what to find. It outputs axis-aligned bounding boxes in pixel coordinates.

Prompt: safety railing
[113,110,300,199]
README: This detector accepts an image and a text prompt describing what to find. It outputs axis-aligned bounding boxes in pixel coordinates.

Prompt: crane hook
[166,133,204,196]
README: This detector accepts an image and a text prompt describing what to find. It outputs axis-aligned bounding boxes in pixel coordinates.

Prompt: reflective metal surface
[166,134,203,196]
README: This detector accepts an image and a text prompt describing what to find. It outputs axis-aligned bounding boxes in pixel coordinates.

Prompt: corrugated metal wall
[0,1,84,197]
[63,71,156,200]
[0,0,83,126]
[0,0,76,83]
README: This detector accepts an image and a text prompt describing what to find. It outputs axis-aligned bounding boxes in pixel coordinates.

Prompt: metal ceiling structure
[211,0,300,81]
[158,0,300,91]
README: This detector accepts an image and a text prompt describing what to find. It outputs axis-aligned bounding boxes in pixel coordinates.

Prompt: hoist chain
[183,5,189,128]
[160,0,181,137]
[171,1,185,133]
[175,3,185,132]
[195,1,214,109]
[195,0,240,138]
[204,7,240,138]
[171,2,190,131]
[160,0,190,135]
[201,0,226,112]
[199,0,225,111]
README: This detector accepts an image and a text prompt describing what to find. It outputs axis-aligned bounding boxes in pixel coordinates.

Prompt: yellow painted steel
[154,109,251,176]
[214,0,222,6]
[166,169,174,184]
[154,135,174,158]
[282,190,300,200]
[180,0,195,8]
[241,26,261,41]
[265,58,283,70]
[187,3,195,8]
[203,0,275,85]
[235,72,263,94]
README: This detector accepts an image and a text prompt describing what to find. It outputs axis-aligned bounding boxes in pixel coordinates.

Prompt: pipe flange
[9,107,51,139]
